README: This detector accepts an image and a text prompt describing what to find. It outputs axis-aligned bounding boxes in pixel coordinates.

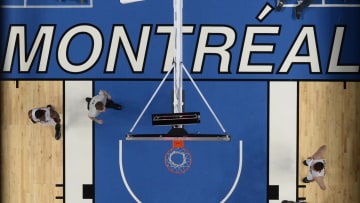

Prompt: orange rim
[172,140,184,148]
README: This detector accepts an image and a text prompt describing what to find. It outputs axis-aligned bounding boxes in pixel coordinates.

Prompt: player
[295,0,313,19]
[302,145,327,190]
[86,89,122,124]
[28,105,61,140]
[276,0,286,11]
[276,0,314,19]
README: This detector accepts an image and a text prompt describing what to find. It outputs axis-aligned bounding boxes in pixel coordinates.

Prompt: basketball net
[164,140,192,174]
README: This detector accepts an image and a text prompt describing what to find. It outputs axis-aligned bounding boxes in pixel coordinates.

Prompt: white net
[164,147,192,174]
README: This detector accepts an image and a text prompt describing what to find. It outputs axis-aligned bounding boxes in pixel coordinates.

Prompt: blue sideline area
[94,80,268,203]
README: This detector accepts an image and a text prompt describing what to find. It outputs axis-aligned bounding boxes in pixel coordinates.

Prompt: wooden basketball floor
[0,81,359,203]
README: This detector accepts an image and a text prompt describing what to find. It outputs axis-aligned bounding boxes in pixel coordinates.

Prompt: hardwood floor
[0,81,63,203]
[0,80,359,203]
[299,82,360,203]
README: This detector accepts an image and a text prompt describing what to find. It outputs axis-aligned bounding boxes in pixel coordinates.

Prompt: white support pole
[127,0,229,137]
[173,0,183,114]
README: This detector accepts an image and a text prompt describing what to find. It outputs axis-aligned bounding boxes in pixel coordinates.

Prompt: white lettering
[58,25,103,73]
[238,26,279,73]
[328,26,359,73]
[106,25,151,73]
[279,26,320,73]
[3,25,54,72]
[156,25,194,72]
[193,26,236,73]
[1,24,358,77]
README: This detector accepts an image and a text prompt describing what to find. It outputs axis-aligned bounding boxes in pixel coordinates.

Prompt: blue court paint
[94,81,267,203]
[2,1,360,203]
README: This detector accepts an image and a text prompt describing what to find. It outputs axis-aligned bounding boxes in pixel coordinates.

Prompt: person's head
[35,110,46,121]
[95,102,105,112]
[313,162,324,171]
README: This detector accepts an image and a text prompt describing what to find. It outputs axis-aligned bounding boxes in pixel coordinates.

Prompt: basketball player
[295,0,313,19]
[302,145,327,190]
[28,105,61,140]
[86,89,122,124]
[276,0,286,11]
[276,0,314,19]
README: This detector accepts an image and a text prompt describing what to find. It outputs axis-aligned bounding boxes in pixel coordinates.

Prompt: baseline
[269,81,298,202]
[65,81,94,203]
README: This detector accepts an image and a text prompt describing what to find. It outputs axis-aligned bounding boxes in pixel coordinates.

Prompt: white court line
[65,81,93,203]
[1,0,93,8]
[120,0,143,4]
[282,3,360,7]
[269,81,298,203]
[1,5,92,8]
[119,140,242,202]
[119,140,142,203]
[220,140,243,203]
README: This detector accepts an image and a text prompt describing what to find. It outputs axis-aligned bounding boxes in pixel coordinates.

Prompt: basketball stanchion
[125,0,231,174]
[164,140,192,174]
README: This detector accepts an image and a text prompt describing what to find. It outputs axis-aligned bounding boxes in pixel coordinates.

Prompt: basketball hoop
[164,140,192,174]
